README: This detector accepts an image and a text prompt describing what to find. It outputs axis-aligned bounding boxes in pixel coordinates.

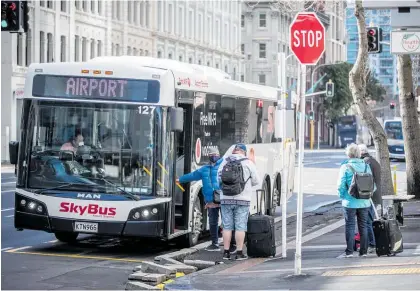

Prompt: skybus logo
[59,202,116,217]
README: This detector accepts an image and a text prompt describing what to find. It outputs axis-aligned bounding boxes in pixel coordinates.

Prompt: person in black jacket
[359,144,381,252]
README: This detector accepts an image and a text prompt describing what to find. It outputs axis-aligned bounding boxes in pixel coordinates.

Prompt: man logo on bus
[195,138,201,164]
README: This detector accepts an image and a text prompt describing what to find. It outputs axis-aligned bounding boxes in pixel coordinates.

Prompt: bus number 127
[138,105,156,115]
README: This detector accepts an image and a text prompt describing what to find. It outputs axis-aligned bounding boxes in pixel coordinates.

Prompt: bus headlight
[15,194,48,215]
[128,204,166,221]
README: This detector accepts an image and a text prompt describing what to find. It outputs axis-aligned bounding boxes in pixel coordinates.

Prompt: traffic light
[309,111,314,120]
[22,0,29,32]
[1,1,20,32]
[367,27,382,54]
[390,102,396,110]
[325,79,334,98]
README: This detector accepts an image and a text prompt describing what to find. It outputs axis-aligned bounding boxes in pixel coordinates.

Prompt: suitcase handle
[256,189,265,215]
[370,198,380,220]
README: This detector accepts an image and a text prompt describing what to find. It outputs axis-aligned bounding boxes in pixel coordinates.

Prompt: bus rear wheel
[54,232,79,243]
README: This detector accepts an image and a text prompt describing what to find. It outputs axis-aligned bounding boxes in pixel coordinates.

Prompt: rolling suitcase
[246,189,276,258]
[371,199,403,257]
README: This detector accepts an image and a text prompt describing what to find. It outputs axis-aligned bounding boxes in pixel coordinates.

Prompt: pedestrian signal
[367,27,382,54]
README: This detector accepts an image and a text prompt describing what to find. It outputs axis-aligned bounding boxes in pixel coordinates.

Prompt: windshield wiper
[34,182,94,194]
[87,177,139,200]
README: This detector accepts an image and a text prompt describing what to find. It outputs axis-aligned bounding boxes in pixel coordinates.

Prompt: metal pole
[317,117,321,150]
[295,64,306,276]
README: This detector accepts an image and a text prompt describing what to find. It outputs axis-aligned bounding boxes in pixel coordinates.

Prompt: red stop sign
[290,12,325,65]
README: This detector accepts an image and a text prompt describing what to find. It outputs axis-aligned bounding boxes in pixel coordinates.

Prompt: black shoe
[222,250,231,260]
[235,251,248,261]
[205,244,221,252]
[229,245,237,254]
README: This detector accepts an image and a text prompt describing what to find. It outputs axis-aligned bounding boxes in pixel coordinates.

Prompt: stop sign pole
[290,12,325,276]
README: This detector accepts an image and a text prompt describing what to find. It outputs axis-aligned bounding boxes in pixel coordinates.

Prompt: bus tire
[260,180,269,215]
[182,195,203,247]
[268,178,280,216]
[54,232,78,243]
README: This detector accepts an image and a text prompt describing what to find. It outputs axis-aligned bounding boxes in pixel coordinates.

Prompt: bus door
[172,103,193,232]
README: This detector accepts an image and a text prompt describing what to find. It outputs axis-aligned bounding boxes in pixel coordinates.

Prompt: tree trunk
[396,55,420,199]
[348,1,394,200]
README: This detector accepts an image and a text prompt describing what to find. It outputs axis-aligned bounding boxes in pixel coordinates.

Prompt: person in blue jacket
[337,143,374,258]
[177,147,236,252]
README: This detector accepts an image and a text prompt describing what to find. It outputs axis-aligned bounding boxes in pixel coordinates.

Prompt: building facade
[1,0,242,162]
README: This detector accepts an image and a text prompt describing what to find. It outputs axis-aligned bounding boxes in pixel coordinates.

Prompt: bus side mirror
[9,141,19,165]
[170,107,184,132]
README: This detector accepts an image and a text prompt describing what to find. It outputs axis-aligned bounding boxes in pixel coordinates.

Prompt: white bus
[9,56,296,246]
[384,118,405,160]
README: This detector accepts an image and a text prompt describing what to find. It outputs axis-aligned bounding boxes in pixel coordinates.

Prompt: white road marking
[303,160,330,165]
[274,213,296,223]
[1,190,15,193]
[307,194,315,197]
[43,240,58,244]
[6,246,32,252]
[1,247,13,251]
[414,245,420,255]
[1,208,14,212]
[5,214,14,218]
[1,181,16,185]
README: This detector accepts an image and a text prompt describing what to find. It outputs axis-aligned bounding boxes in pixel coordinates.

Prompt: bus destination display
[32,75,160,103]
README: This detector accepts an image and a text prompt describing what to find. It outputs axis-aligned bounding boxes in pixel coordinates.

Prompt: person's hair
[358,144,368,155]
[346,143,360,159]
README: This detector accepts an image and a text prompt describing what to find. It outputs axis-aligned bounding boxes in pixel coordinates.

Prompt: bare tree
[396,55,420,199]
[348,0,394,199]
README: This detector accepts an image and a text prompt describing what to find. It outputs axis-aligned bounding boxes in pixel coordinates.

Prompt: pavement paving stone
[128,272,167,284]
[140,261,177,275]
[125,281,160,290]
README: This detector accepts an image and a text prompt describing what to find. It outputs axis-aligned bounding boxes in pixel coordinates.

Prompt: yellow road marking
[155,272,185,289]
[5,250,144,262]
[322,267,420,277]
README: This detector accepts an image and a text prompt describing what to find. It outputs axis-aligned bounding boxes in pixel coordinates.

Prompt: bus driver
[61,131,84,153]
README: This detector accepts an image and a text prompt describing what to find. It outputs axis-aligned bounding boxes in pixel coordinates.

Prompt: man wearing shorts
[218,143,260,260]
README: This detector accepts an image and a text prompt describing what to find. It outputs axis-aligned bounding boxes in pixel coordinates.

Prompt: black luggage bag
[246,189,276,258]
[371,199,403,257]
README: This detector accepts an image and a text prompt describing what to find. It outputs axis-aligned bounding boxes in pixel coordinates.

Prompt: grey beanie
[208,147,220,156]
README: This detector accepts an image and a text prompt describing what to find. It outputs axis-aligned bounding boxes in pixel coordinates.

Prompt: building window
[90,39,95,59]
[241,44,245,54]
[47,33,53,62]
[179,55,182,62]
[98,0,102,15]
[216,63,219,69]
[25,29,32,66]
[169,3,173,33]
[198,59,201,65]
[74,35,79,61]
[157,1,162,30]
[241,74,244,82]
[145,1,150,27]
[40,31,45,62]
[133,48,137,55]
[259,13,266,27]
[91,0,95,13]
[233,67,236,80]
[189,57,192,64]
[145,50,148,56]
[259,43,266,58]
[97,40,102,57]
[82,0,87,11]
[61,1,66,12]
[207,61,210,66]
[259,74,266,85]
[127,1,132,22]
[157,51,162,58]
[225,65,228,73]
[40,1,45,7]
[189,10,193,38]
[60,36,66,62]
[241,14,244,27]
[82,37,87,61]
[168,53,172,59]
[127,46,131,55]
[115,44,120,56]
[17,33,23,66]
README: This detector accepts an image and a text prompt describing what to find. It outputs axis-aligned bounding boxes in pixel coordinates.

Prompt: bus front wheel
[54,232,79,243]
[183,195,203,247]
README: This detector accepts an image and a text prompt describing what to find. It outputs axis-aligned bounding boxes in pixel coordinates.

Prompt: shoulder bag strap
[346,164,356,173]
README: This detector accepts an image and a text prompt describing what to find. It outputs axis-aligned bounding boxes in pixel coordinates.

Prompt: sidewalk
[165,201,420,290]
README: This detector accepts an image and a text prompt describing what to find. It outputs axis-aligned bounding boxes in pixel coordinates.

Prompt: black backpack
[220,157,250,196]
[346,164,374,200]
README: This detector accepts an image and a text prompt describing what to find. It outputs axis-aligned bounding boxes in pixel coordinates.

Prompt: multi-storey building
[1,0,242,162]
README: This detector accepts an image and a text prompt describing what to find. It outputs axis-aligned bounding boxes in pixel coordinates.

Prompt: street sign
[391,31,420,54]
[290,12,326,65]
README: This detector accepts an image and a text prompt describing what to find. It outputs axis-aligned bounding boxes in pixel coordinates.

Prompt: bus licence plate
[74,222,98,233]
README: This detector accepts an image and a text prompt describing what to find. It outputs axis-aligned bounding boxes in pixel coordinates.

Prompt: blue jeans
[344,207,369,255]
[208,207,236,246]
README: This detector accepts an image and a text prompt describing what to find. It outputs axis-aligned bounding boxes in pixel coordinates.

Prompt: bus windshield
[385,121,403,140]
[27,101,160,195]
